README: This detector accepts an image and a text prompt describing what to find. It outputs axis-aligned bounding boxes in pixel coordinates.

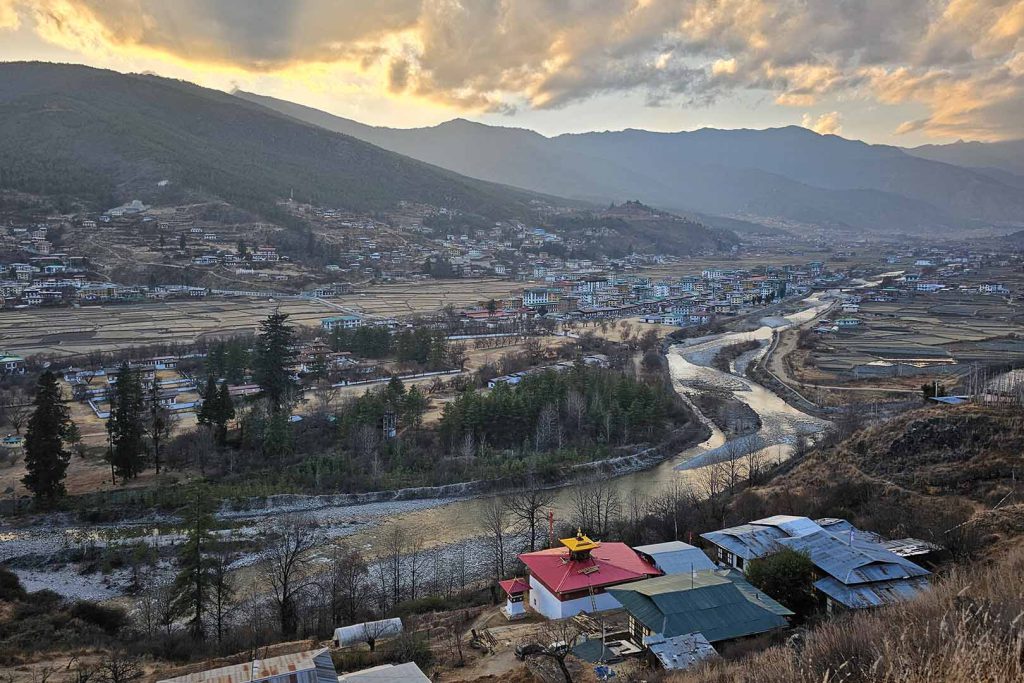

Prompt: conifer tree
[215,382,235,445]
[253,312,297,411]
[171,485,216,639]
[197,375,220,427]
[22,370,73,501]
[107,363,147,482]
[146,381,170,475]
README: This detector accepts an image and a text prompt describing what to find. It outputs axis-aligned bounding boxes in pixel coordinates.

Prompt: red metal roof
[499,578,530,596]
[519,542,662,596]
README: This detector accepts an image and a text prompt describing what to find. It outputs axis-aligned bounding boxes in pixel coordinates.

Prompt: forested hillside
[0,63,556,222]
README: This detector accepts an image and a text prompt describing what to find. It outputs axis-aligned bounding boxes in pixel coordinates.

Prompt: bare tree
[268,519,318,637]
[311,385,340,416]
[362,619,394,652]
[94,653,142,683]
[565,390,587,433]
[351,423,381,476]
[4,397,32,435]
[481,497,509,583]
[505,486,555,551]
[534,403,562,451]
[211,552,234,643]
[324,543,367,626]
[383,524,408,607]
[520,619,585,683]
[570,479,621,538]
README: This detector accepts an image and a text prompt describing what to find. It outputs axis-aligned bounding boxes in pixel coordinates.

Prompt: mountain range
[0,62,558,225]
[237,90,1024,235]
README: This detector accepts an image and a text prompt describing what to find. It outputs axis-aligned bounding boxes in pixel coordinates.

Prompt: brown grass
[671,545,1024,683]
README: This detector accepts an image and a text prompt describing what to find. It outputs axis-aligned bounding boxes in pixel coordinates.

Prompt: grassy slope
[673,403,1024,682]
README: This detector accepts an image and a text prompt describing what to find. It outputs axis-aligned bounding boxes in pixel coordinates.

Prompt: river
[1,293,837,598]
[337,291,835,555]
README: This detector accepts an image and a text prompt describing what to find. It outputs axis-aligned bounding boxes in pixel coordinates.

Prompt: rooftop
[519,541,661,595]
[608,570,792,643]
[157,649,335,683]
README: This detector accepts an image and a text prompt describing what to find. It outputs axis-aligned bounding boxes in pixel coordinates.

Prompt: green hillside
[0,62,555,222]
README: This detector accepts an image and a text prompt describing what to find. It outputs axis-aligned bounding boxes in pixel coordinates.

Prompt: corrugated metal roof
[880,538,943,558]
[777,530,930,586]
[814,576,931,609]
[158,649,332,683]
[635,542,716,574]
[608,570,792,643]
[646,632,718,671]
[751,515,824,538]
[700,524,788,560]
[337,663,430,682]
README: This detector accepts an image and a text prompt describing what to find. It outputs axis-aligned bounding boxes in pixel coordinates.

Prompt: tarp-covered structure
[333,618,403,648]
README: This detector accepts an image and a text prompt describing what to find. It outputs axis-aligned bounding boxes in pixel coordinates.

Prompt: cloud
[0,0,19,30]
[2,0,1023,140]
[801,111,843,135]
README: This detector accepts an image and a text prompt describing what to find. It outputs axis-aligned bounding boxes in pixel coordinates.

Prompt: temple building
[516,531,663,619]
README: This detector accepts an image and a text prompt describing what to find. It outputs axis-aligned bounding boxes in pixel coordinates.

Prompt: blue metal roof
[700,524,789,560]
[814,576,931,609]
[777,530,930,586]
[634,542,717,574]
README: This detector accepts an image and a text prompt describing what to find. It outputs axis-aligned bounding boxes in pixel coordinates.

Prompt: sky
[1,0,1022,145]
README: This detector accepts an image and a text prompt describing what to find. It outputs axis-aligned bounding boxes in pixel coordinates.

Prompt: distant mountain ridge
[0,62,562,224]
[237,90,1024,234]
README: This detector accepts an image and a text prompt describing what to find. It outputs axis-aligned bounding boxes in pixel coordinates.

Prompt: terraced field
[0,279,531,358]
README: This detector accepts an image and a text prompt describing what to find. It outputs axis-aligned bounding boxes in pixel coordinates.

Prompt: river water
[2,293,837,598]
[339,292,835,555]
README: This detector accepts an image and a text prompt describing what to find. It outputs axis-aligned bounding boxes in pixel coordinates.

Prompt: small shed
[333,618,403,648]
[499,577,529,620]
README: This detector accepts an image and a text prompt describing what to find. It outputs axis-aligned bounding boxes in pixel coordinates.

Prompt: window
[736,557,745,569]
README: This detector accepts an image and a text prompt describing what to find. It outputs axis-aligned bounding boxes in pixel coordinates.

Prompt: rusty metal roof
[157,648,331,683]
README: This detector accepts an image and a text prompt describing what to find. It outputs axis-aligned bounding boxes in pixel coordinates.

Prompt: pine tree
[263,409,292,461]
[22,370,73,501]
[171,485,216,639]
[224,342,249,385]
[253,312,297,411]
[107,363,147,483]
[146,381,171,475]
[403,386,428,428]
[197,375,220,427]
[215,383,235,445]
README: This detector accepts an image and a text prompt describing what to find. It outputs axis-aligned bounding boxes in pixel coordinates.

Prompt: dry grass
[672,546,1024,683]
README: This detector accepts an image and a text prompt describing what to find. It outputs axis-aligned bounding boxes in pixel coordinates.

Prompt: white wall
[527,575,622,619]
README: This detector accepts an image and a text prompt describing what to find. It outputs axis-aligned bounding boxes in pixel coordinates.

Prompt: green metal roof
[608,570,792,643]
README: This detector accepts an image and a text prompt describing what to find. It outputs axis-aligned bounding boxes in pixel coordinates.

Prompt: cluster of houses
[457,264,830,328]
[501,515,938,672]
[63,356,203,419]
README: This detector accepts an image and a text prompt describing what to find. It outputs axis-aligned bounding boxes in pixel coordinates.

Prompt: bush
[0,567,26,602]
[70,601,128,634]
[745,548,818,619]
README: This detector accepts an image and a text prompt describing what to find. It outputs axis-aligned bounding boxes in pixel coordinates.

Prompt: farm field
[798,290,1024,384]
[0,279,534,358]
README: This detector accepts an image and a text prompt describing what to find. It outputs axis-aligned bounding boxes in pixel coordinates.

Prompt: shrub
[70,601,128,634]
[0,567,26,602]
[745,548,818,619]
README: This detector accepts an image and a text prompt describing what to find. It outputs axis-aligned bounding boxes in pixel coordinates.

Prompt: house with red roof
[517,531,662,619]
